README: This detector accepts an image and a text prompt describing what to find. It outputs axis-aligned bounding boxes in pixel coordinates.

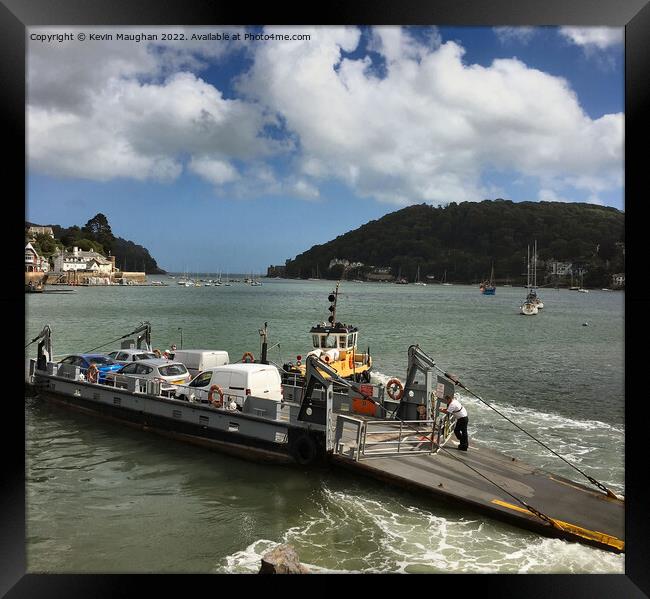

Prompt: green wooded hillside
[282,200,624,287]
[26,213,166,274]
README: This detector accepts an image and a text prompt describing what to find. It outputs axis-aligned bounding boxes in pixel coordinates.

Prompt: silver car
[106,358,191,394]
[107,349,159,365]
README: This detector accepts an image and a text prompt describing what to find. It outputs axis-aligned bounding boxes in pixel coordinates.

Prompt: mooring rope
[25,335,41,349]
[436,367,621,500]
[437,445,564,531]
[83,327,146,354]
[299,365,566,532]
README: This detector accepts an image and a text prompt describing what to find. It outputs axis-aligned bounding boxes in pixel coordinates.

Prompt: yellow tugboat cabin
[284,282,372,382]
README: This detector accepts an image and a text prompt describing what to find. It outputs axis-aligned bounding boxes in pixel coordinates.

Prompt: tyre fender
[290,433,320,466]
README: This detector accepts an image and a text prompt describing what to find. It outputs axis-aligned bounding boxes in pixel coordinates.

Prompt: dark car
[58,353,123,383]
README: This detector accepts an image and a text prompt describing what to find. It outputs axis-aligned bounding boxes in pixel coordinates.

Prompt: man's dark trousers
[454,416,469,450]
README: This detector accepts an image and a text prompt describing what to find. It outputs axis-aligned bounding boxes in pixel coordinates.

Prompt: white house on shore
[25,242,50,272]
[549,261,573,276]
[53,246,115,274]
[26,226,54,241]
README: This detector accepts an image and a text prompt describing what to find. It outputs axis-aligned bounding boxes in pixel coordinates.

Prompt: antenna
[327,281,340,325]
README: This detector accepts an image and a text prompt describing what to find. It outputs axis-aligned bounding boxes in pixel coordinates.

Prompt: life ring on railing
[87,364,99,384]
[242,352,255,363]
[208,384,224,408]
[386,378,404,401]
[348,353,354,369]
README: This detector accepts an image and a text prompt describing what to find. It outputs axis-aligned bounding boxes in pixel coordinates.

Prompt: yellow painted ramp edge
[491,499,624,552]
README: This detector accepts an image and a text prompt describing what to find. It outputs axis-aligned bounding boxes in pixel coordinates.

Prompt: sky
[26,25,624,273]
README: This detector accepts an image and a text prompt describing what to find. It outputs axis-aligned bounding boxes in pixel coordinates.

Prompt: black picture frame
[5,0,647,595]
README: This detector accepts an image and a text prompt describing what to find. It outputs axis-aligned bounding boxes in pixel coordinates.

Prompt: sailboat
[413,265,427,286]
[520,245,539,316]
[480,263,496,295]
[527,241,544,309]
[395,266,408,285]
[578,272,589,293]
[308,264,321,281]
[224,273,231,287]
[441,270,452,286]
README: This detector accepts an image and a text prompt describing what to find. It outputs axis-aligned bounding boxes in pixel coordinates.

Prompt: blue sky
[27,25,624,273]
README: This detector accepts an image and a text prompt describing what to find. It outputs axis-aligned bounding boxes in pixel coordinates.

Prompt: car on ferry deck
[173,363,283,407]
[105,358,192,394]
[58,353,123,383]
[106,348,159,365]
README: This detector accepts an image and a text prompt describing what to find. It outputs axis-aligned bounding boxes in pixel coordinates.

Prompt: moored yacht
[520,244,539,316]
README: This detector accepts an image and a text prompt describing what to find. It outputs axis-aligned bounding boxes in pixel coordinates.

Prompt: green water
[25,279,625,573]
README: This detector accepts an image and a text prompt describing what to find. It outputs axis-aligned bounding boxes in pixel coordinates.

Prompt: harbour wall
[47,270,147,285]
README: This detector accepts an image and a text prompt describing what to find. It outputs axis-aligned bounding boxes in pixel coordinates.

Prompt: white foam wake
[217,487,624,574]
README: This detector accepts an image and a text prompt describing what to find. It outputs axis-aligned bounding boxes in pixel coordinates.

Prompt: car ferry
[24,321,625,554]
[283,282,372,383]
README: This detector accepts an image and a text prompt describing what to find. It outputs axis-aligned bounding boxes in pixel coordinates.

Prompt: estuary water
[25,279,625,573]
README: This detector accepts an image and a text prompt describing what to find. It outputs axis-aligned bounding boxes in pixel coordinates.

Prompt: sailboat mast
[534,240,538,288]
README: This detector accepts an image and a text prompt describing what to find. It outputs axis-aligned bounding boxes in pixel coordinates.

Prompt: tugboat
[283,282,372,383]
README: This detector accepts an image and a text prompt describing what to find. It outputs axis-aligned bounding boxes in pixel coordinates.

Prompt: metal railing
[332,412,456,461]
[361,419,439,457]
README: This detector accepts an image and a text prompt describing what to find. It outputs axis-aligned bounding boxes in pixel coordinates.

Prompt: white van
[170,349,230,377]
[173,363,283,408]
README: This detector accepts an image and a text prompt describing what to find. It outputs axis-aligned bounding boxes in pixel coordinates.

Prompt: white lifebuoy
[386,378,404,401]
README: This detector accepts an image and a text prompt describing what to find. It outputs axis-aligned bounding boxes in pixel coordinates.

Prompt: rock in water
[259,544,309,574]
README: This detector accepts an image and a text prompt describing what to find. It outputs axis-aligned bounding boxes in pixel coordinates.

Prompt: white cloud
[289,179,320,200]
[189,156,240,185]
[238,26,623,205]
[559,27,623,50]
[28,46,272,181]
[28,105,183,182]
[370,26,441,63]
[27,25,623,208]
[494,27,536,44]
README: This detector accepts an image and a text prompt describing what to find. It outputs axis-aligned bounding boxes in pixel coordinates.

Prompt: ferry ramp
[330,416,624,553]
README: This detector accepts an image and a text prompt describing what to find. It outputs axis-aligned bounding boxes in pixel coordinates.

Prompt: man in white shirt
[442,394,469,451]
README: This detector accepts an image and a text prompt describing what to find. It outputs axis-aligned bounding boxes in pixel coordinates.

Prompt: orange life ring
[349,353,354,369]
[87,364,99,383]
[208,384,224,408]
[242,352,255,363]
[386,378,404,401]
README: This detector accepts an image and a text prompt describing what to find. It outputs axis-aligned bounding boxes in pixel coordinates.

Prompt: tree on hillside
[82,213,115,254]
[282,200,624,285]
[74,238,105,253]
[32,233,64,258]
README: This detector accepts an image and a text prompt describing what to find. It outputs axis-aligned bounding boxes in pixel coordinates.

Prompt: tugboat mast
[327,282,340,326]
